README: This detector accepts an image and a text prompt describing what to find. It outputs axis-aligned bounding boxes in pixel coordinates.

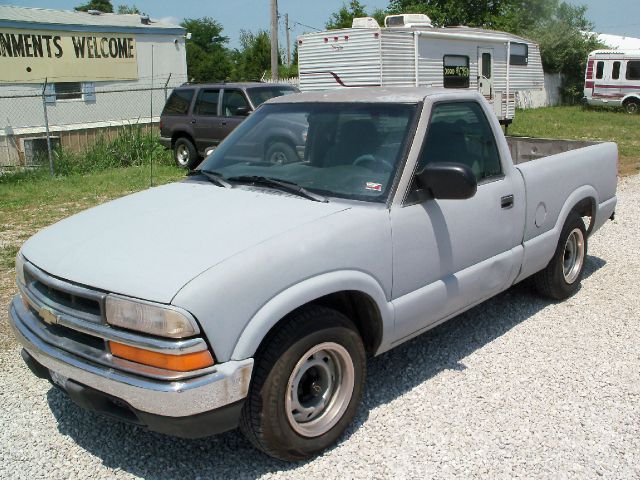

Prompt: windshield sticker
[365,182,383,192]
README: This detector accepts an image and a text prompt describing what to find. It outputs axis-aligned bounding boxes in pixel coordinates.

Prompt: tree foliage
[180,18,232,82]
[116,4,140,14]
[75,0,113,13]
[326,1,368,29]
[231,30,273,81]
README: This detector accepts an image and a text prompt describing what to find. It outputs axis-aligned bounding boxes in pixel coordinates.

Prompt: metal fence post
[164,73,172,103]
[42,78,54,175]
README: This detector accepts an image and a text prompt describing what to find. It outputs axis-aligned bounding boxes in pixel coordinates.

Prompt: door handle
[221,120,227,126]
[501,194,514,209]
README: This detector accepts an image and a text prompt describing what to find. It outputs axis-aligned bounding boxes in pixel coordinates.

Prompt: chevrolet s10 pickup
[9,88,618,461]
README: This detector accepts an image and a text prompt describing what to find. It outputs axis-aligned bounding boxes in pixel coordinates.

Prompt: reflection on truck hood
[21,181,349,303]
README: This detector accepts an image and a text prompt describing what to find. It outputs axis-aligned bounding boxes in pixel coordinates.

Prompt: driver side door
[390,101,525,343]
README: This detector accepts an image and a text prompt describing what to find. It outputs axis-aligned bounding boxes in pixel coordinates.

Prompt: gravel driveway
[1,175,639,480]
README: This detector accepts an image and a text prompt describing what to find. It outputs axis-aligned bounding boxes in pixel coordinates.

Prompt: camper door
[478,47,502,117]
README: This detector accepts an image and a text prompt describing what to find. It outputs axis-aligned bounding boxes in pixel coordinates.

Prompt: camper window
[612,62,621,80]
[627,61,640,80]
[509,43,528,65]
[443,55,470,88]
[596,61,604,80]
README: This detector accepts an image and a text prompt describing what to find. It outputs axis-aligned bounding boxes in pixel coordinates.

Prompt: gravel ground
[1,175,639,480]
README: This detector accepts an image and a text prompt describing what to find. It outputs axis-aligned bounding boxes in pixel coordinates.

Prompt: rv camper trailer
[297,14,545,124]
[584,49,640,114]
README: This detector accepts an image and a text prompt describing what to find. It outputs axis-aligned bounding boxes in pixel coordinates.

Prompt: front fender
[230,270,394,360]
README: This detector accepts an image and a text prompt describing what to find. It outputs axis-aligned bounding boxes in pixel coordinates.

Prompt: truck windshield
[199,102,418,202]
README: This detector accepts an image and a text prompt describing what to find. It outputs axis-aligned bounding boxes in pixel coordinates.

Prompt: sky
[1,0,639,49]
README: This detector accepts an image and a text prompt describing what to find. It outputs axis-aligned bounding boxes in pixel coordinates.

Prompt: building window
[596,61,604,80]
[55,82,83,100]
[612,61,621,80]
[443,55,470,88]
[509,43,528,66]
[626,61,640,80]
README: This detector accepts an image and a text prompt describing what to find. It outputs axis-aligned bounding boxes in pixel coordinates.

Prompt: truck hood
[21,181,349,303]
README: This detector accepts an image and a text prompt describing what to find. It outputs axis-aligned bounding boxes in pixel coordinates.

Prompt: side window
[222,90,250,117]
[627,61,640,80]
[596,61,604,80]
[481,52,492,79]
[443,55,470,88]
[194,89,220,116]
[612,61,621,80]
[162,89,194,115]
[417,102,502,182]
[509,43,528,65]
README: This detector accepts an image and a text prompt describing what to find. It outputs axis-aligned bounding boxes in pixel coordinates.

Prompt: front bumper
[9,296,253,435]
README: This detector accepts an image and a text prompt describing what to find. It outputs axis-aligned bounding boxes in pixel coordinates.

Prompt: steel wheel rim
[563,228,585,284]
[176,145,190,165]
[627,102,639,114]
[285,342,355,437]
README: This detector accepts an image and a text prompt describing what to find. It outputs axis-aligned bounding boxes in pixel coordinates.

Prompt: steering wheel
[353,154,393,173]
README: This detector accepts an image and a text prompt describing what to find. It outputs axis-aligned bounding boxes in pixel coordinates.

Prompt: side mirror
[416,162,477,200]
[235,106,252,116]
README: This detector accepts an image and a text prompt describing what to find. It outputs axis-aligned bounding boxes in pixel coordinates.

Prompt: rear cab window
[162,89,195,115]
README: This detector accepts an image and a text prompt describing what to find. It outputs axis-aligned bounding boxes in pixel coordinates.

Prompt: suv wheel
[266,142,298,165]
[624,98,639,115]
[173,137,200,169]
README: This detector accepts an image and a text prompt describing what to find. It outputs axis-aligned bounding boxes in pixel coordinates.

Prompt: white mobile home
[297,14,544,124]
[584,49,640,114]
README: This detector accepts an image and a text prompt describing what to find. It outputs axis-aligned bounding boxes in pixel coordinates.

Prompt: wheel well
[264,136,296,155]
[171,132,195,148]
[622,96,640,105]
[572,197,596,234]
[256,291,384,358]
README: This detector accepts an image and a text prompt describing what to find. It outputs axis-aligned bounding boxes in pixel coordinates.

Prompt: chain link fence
[0,74,187,172]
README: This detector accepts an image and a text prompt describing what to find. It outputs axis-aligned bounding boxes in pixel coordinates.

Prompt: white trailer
[584,49,640,114]
[297,14,544,124]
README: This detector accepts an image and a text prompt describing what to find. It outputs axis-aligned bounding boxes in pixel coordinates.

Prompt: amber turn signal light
[109,341,214,371]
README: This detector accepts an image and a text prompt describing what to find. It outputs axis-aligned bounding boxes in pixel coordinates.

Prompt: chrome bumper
[9,296,253,417]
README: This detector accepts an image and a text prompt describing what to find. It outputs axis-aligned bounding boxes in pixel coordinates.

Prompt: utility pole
[270,0,279,81]
[285,13,291,68]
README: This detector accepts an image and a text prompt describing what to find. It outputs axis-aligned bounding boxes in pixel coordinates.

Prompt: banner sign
[0,28,139,83]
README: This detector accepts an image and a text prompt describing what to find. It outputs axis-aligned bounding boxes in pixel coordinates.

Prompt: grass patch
[510,106,640,176]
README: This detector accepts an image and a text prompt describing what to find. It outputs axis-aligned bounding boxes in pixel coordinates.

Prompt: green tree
[116,4,140,14]
[527,3,604,103]
[180,17,232,82]
[232,30,273,81]
[326,0,368,29]
[75,0,113,13]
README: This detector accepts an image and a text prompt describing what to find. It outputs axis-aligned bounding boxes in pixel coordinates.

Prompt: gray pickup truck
[9,88,617,461]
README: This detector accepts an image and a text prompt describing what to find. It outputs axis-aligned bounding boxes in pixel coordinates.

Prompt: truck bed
[506,136,598,164]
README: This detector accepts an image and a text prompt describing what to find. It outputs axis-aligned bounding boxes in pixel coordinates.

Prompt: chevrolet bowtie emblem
[39,307,59,325]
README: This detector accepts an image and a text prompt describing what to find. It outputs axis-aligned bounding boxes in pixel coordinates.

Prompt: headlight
[15,253,26,287]
[105,295,199,338]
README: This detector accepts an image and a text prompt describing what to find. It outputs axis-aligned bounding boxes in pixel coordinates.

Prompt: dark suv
[160,82,299,169]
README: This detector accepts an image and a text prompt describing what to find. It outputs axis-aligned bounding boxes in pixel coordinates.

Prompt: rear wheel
[624,98,639,115]
[239,306,366,461]
[534,212,587,300]
[265,141,298,165]
[173,137,200,169]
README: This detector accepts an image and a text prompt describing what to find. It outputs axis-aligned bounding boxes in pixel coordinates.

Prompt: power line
[288,18,322,32]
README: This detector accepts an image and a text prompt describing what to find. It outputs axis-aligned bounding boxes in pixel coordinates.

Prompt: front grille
[31,279,101,317]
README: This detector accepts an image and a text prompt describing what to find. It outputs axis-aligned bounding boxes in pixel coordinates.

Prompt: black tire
[239,305,366,461]
[265,141,298,165]
[623,99,639,115]
[534,212,587,300]
[173,137,200,169]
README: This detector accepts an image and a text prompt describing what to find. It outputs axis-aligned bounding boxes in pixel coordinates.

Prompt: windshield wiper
[227,175,328,203]
[187,169,232,188]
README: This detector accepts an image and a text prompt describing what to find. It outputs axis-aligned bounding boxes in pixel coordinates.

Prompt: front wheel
[239,306,366,461]
[534,212,587,300]
[624,99,639,115]
[265,141,299,165]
